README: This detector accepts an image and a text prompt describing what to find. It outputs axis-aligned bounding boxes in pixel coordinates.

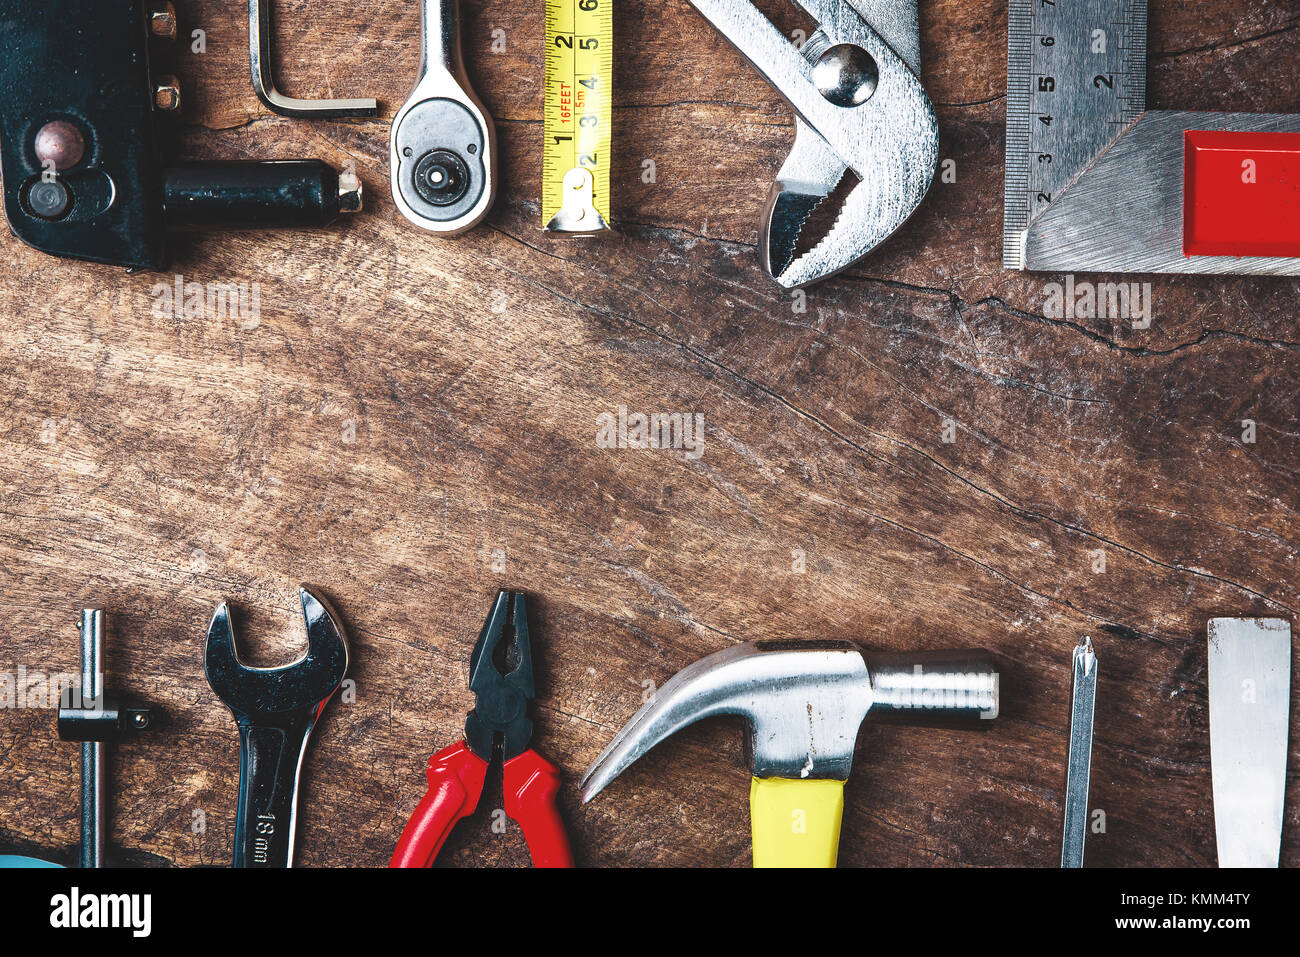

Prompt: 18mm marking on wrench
[1003,0,1147,268]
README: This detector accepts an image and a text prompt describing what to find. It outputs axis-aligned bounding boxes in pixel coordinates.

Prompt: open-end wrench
[390,0,496,234]
[204,586,349,868]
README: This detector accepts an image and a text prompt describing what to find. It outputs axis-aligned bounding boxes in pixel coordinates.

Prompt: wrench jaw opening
[204,588,349,716]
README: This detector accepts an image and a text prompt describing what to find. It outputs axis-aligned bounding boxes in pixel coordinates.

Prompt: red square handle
[1183,130,1300,258]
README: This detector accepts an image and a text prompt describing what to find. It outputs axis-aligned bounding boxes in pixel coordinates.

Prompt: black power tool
[0,0,361,269]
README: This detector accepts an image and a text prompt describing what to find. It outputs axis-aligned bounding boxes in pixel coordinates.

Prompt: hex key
[249,0,378,118]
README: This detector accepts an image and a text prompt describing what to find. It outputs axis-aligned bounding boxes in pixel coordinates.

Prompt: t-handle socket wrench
[0,607,158,869]
[390,0,496,234]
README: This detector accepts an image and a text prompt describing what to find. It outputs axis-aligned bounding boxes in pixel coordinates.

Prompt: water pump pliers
[390,591,574,867]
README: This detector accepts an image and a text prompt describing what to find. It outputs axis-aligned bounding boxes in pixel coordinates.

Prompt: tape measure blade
[543,0,614,231]
[542,0,575,227]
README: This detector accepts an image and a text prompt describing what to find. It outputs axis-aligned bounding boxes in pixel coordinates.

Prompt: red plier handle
[502,748,574,867]
[389,741,574,868]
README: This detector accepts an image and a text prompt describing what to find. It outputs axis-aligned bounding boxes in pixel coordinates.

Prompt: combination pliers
[390,591,574,868]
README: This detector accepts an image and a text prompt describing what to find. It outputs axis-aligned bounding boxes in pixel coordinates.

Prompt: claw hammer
[581,640,999,867]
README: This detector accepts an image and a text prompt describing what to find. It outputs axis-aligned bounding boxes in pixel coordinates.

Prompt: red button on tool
[1184,130,1300,258]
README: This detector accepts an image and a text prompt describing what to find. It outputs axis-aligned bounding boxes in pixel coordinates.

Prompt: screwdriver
[1062,636,1097,868]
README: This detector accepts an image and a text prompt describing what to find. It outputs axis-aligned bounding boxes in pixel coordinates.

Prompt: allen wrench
[250,0,378,118]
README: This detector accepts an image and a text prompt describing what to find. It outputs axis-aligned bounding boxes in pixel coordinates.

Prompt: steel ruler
[1004,0,1146,268]
[543,0,613,231]
[1004,0,1300,274]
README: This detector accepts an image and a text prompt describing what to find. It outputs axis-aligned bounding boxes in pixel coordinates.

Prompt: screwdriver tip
[1073,635,1097,675]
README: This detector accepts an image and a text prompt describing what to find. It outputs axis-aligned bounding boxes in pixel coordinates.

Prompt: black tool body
[0,1,358,269]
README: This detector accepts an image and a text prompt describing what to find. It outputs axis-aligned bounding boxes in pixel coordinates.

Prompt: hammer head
[580,640,998,801]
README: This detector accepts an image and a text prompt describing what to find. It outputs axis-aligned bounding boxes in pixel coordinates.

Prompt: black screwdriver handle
[164,160,361,230]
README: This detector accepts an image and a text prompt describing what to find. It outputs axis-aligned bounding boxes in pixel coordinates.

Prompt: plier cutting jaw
[689,0,938,287]
[390,591,574,868]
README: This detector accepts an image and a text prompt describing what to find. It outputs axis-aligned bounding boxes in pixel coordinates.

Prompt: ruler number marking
[1004,0,1149,265]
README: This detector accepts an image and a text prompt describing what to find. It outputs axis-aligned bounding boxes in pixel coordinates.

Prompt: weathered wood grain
[0,0,1296,867]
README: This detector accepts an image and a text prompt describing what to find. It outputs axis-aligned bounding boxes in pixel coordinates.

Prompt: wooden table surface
[0,0,1296,867]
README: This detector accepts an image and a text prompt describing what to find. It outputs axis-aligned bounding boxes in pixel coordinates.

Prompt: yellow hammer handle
[749,777,845,868]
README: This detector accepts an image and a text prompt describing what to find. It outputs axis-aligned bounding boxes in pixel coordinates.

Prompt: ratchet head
[390,0,496,234]
[204,585,350,720]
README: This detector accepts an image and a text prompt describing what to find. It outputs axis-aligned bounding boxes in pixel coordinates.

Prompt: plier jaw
[689,0,938,287]
[390,591,574,868]
[465,591,535,762]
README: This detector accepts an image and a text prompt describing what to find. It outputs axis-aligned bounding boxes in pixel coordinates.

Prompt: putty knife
[1207,617,1292,867]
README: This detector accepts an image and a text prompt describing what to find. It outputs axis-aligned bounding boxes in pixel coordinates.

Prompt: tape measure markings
[543,0,613,231]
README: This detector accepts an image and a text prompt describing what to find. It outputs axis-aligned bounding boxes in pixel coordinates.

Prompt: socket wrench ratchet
[204,586,349,868]
[390,0,496,233]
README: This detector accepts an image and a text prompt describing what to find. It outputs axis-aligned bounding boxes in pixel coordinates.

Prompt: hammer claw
[581,640,875,801]
[579,649,737,803]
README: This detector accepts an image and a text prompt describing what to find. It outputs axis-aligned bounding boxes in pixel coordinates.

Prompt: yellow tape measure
[542,0,613,231]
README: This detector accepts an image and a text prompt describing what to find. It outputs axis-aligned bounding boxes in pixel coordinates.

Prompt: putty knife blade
[1207,617,1291,868]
